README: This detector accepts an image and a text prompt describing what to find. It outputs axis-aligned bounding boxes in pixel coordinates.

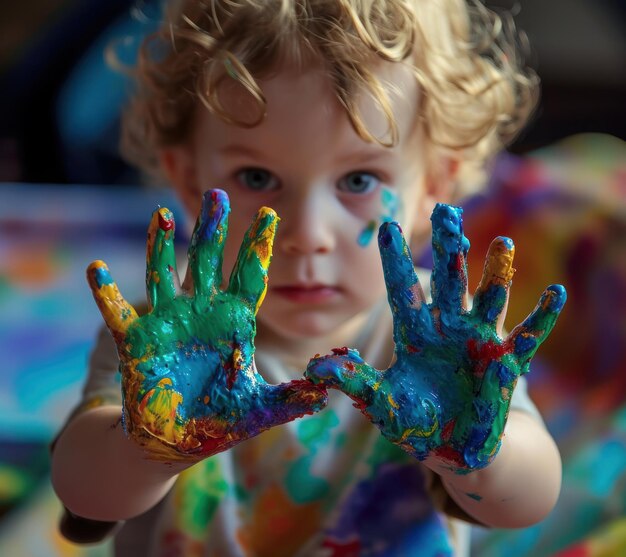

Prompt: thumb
[257,379,328,427]
[305,348,380,406]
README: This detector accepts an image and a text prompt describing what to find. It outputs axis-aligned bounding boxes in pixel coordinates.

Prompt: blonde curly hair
[121,0,538,198]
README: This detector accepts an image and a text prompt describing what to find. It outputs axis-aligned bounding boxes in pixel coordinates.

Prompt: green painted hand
[306,204,566,472]
[87,189,327,461]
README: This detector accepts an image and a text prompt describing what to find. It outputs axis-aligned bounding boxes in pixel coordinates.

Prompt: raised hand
[306,204,566,473]
[87,189,327,461]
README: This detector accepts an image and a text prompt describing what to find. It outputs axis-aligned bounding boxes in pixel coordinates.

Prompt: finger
[186,189,230,297]
[86,260,138,344]
[378,221,432,349]
[472,236,515,332]
[146,207,180,311]
[430,204,470,317]
[466,359,519,469]
[305,348,379,405]
[256,379,328,427]
[228,206,278,314]
[507,284,567,371]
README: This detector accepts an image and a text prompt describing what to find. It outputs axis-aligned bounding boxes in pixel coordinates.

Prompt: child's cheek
[357,187,403,247]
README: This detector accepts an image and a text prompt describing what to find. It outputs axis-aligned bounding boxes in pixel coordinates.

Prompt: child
[51,1,566,555]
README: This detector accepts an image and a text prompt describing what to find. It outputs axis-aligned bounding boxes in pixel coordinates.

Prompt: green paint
[296,408,339,447]
[466,492,483,501]
[284,410,340,503]
[146,208,178,310]
[101,189,326,460]
[177,457,229,537]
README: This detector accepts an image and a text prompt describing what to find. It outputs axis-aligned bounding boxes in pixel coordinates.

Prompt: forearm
[51,405,193,521]
[428,410,562,528]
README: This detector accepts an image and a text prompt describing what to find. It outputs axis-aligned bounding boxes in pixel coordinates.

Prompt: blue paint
[357,187,401,247]
[307,203,567,472]
[94,266,114,288]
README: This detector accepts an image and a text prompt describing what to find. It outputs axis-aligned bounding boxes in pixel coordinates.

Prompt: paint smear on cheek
[357,187,402,247]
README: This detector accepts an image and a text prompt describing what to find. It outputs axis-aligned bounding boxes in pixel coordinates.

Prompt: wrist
[426,411,562,528]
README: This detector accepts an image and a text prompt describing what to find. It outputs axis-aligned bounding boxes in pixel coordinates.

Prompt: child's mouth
[272,284,340,303]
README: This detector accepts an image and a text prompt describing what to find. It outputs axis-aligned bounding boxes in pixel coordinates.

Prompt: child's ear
[159,146,202,217]
[415,157,459,227]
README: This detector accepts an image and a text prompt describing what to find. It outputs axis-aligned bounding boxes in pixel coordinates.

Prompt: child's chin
[264,315,338,340]
[257,309,365,345]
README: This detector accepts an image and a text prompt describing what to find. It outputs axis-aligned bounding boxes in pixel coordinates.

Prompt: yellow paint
[477,237,515,291]
[398,417,439,441]
[138,377,185,445]
[237,482,322,557]
[87,260,138,337]
[252,207,278,314]
[233,347,243,370]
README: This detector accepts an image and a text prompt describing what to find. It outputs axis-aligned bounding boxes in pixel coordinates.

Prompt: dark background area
[0,0,624,186]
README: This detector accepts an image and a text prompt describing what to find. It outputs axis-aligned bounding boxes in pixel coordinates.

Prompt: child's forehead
[220,58,423,145]
[190,61,425,176]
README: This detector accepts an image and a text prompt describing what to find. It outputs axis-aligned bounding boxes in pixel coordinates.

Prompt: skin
[305,204,567,472]
[86,189,327,461]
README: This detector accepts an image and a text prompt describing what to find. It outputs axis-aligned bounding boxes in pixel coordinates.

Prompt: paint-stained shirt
[64,270,542,557]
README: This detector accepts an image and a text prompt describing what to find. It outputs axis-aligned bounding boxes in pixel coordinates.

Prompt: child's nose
[276,190,336,256]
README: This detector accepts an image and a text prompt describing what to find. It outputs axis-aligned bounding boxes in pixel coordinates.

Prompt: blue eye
[237,168,279,191]
[338,172,380,194]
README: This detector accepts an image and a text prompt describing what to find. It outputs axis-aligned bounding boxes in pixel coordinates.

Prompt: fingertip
[251,206,280,249]
[301,380,329,411]
[330,346,364,361]
[377,220,405,251]
[156,207,175,231]
[430,203,470,254]
[202,188,229,208]
[431,203,463,229]
[378,220,401,234]
[544,284,567,313]
[481,236,516,287]
[257,206,279,223]
[198,189,230,239]
[86,260,114,290]
[492,236,515,252]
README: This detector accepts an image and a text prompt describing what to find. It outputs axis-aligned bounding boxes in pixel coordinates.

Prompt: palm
[306,204,566,472]
[87,190,326,461]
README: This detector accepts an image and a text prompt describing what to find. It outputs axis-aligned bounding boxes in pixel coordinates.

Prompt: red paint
[442,418,456,442]
[454,253,464,272]
[322,536,361,557]
[332,347,350,356]
[553,545,589,557]
[467,338,509,375]
[352,398,369,413]
[158,211,174,231]
[282,379,328,401]
[223,359,237,390]
[226,367,238,390]
[432,445,464,468]
[160,530,204,557]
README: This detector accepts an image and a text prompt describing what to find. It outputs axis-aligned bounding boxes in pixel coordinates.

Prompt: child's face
[164,61,445,347]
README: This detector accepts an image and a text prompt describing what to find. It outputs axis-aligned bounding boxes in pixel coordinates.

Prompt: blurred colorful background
[0,0,625,556]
